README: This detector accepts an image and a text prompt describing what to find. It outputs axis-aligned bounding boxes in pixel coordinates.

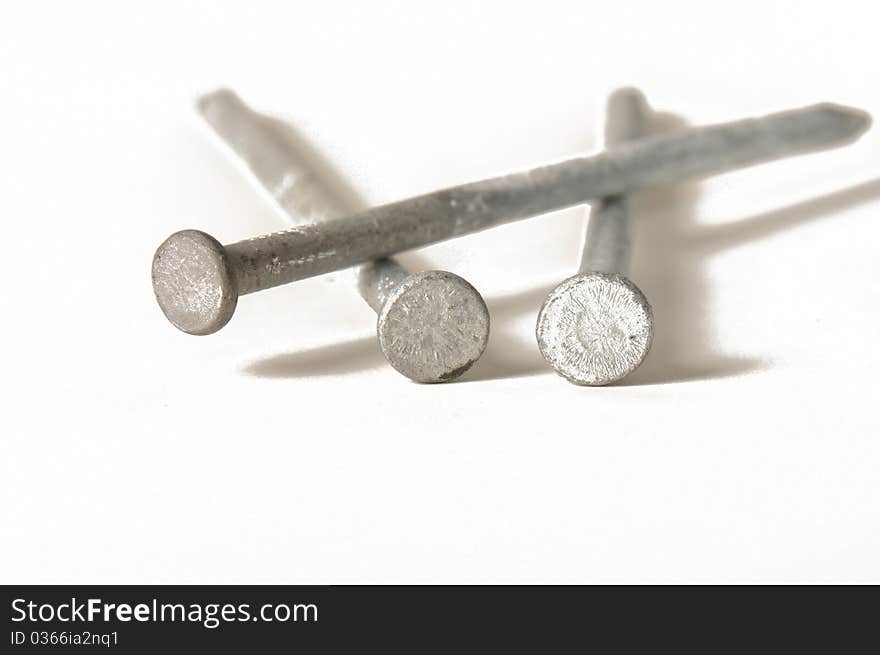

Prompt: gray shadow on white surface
[688,177,880,255]
[243,337,385,378]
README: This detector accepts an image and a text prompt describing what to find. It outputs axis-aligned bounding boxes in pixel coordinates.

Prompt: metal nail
[197,89,489,383]
[536,88,654,385]
[153,102,870,336]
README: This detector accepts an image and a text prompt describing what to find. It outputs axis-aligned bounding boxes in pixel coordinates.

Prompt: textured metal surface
[153,102,870,335]
[376,269,490,382]
[197,89,489,382]
[580,89,649,277]
[536,272,653,385]
[152,229,237,335]
[537,88,654,385]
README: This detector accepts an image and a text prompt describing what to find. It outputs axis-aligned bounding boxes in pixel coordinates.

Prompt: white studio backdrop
[1,1,878,582]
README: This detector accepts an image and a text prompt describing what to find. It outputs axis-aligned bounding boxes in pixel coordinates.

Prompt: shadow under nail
[241,336,385,379]
[622,354,770,386]
[457,334,548,382]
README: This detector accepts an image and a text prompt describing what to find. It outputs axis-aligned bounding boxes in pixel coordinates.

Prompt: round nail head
[536,272,653,386]
[377,270,490,383]
[152,230,238,335]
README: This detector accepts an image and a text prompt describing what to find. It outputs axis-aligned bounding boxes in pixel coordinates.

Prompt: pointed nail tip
[841,110,872,142]
[823,103,872,137]
[849,107,873,135]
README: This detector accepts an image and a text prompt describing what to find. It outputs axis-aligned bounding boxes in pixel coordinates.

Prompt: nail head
[377,270,490,383]
[152,229,238,335]
[536,272,653,386]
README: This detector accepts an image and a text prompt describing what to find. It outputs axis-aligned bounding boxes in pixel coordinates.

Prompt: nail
[536,88,654,385]
[153,101,870,336]
[197,89,489,383]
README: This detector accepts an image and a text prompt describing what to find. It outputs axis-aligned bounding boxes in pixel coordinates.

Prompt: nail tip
[849,107,872,135]
[823,103,872,138]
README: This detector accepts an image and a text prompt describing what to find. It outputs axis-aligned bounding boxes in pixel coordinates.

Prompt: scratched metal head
[536,272,653,386]
[377,270,490,383]
[152,230,238,335]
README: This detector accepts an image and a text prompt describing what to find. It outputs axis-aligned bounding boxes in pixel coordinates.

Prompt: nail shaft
[355,258,410,313]
[227,103,868,295]
[154,101,870,335]
[580,91,649,276]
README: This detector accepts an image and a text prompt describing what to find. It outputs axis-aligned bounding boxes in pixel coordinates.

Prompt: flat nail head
[536,272,653,386]
[377,270,490,383]
[152,230,238,335]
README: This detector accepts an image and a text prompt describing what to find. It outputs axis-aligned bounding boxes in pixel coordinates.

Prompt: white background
[2,1,878,583]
